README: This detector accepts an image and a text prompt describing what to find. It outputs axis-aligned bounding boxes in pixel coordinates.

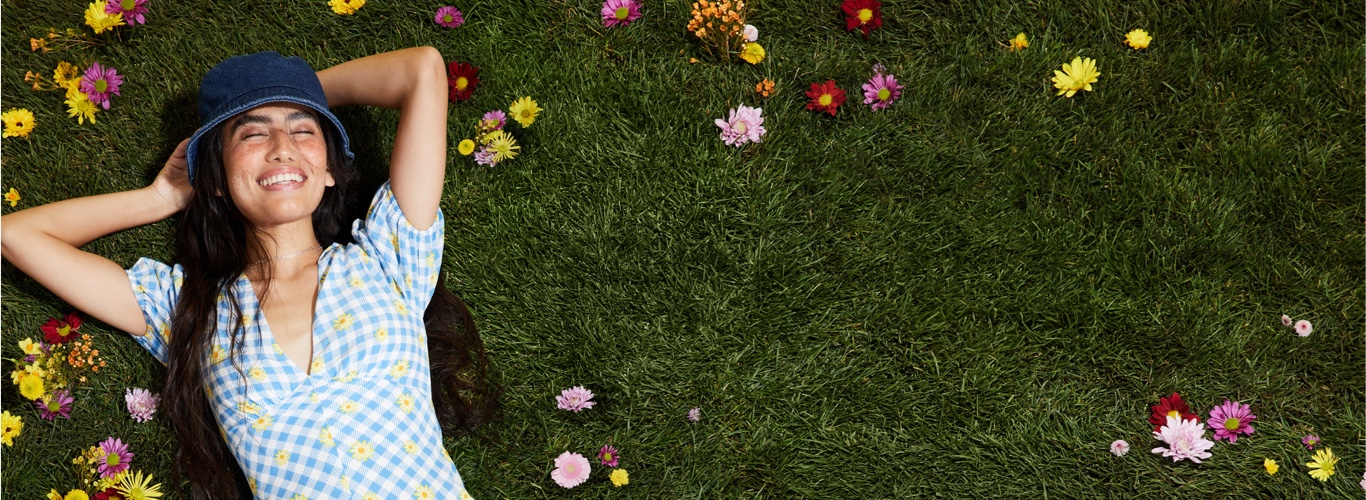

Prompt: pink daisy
[601,0,642,28]
[80,62,124,110]
[97,437,134,478]
[687,407,701,422]
[481,110,507,131]
[598,444,620,467]
[862,71,902,111]
[1151,415,1214,463]
[714,104,765,147]
[557,386,596,412]
[434,6,464,28]
[1280,314,1292,327]
[1207,400,1255,443]
[1109,439,1129,457]
[1294,319,1313,337]
[104,0,150,25]
[34,389,74,421]
[1302,434,1320,450]
[473,148,496,166]
[126,387,159,423]
[551,451,591,488]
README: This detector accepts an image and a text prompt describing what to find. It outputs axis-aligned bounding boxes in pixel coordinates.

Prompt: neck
[246,220,323,279]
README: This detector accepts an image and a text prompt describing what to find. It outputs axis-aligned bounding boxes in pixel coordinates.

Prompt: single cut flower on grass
[115,470,163,500]
[740,42,765,64]
[446,62,479,102]
[43,312,84,344]
[841,0,882,37]
[1281,314,1293,327]
[85,1,126,34]
[1151,415,1214,463]
[557,386,596,412]
[1207,400,1255,443]
[482,130,520,163]
[67,92,99,125]
[1148,392,1199,432]
[36,389,74,420]
[2,109,36,138]
[509,96,543,127]
[551,451,590,488]
[1009,32,1028,51]
[598,445,620,467]
[1110,440,1129,457]
[1295,319,1312,337]
[1302,434,1320,450]
[610,468,629,487]
[1124,29,1152,49]
[755,79,775,98]
[328,0,365,15]
[1306,448,1338,481]
[1264,458,1279,475]
[473,148,496,167]
[3,188,18,207]
[687,407,701,422]
[98,437,134,478]
[434,6,464,28]
[743,24,758,42]
[1052,56,1099,98]
[715,104,765,146]
[601,0,642,28]
[81,62,123,109]
[126,388,159,423]
[862,71,901,111]
[2,411,22,446]
[104,0,149,25]
[458,139,476,156]
[806,80,846,116]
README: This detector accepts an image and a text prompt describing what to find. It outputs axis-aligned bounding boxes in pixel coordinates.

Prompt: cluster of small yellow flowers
[686,0,747,61]
[29,29,98,54]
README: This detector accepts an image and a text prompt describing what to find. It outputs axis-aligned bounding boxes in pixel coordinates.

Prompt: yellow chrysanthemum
[54,61,78,87]
[115,470,163,500]
[509,96,543,127]
[610,468,629,487]
[458,139,476,156]
[2,411,23,446]
[328,0,365,15]
[739,42,766,65]
[350,439,375,462]
[1263,458,1278,475]
[485,131,520,162]
[1009,32,1028,51]
[1306,448,1338,481]
[63,490,89,500]
[2,109,36,138]
[66,93,98,124]
[19,373,45,400]
[1051,56,1100,98]
[340,400,360,413]
[84,1,126,34]
[1125,29,1152,49]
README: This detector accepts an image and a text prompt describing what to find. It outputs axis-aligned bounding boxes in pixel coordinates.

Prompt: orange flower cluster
[66,334,106,375]
[686,0,747,62]
[755,78,775,98]
[27,28,96,54]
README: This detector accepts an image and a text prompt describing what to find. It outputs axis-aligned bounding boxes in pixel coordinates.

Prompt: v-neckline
[237,244,335,378]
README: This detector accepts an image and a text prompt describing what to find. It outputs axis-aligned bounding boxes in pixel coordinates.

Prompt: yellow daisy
[310,356,324,374]
[509,96,543,127]
[251,414,273,431]
[414,484,434,500]
[1051,56,1100,98]
[1009,32,1028,51]
[2,109,36,138]
[348,276,363,289]
[1124,29,1152,49]
[114,470,163,500]
[1306,448,1338,481]
[2,411,23,446]
[84,1,125,34]
[66,92,98,124]
[340,399,360,413]
[483,130,520,162]
[53,61,78,87]
[398,392,416,413]
[349,439,375,462]
[374,328,389,342]
[248,366,266,382]
[403,440,419,455]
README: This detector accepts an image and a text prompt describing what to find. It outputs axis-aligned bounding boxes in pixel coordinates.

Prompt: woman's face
[218,102,334,228]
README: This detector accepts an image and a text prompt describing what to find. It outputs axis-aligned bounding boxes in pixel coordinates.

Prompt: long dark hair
[161,117,499,499]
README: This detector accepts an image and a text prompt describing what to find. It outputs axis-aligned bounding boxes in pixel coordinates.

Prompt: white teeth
[257,173,305,187]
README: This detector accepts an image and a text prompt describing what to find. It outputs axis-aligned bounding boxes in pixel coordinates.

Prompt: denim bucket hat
[185,51,353,180]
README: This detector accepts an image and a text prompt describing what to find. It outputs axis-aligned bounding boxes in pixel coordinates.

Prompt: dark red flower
[1148,392,1200,432]
[841,0,882,37]
[95,487,125,500]
[805,80,846,116]
[446,61,480,102]
[40,312,82,344]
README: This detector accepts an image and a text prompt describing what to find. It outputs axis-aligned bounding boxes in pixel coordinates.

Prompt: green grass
[3,0,1362,497]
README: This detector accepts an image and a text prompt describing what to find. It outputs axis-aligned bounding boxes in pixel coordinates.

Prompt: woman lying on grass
[1,47,498,499]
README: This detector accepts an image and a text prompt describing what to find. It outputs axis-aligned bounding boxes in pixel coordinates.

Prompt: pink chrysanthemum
[1294,319,1313,337]
[601,0,642,28]
[35,389,74,421]
[125,387,159,423]
[481,110,507,131]
[687,407,701,422]
[1280,314,1292,327]
[1302,434,1320,450]
[861,71,902,111]
[551,451,591,488]
[473,148,496,166]
[714,104,765,147]
[1151,415,1214,463]
[1110,439,1129,457]
[434,6,464,28]
[80,62,124,110]
[98,437,134,478]
[104,0,150,25]
[1207,400,1255,443]
[743,24,758,42]
[557,386,596,412]
[598,444,620,467]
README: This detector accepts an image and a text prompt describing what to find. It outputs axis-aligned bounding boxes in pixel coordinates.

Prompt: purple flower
[434,6,464,28]
[105,0,150,25]
[80,62,124,110]
[34,390,74,421]
[1294,319,1313,337]
[473,147,496,166]
[481,110,507,131]
[556,386,596,412]
[97,437,134,478]
[1303,434,1320,450]
[687,407,701,422]
[125,387,159,423]
[601,0,642,28]
[1207,400,1256,443]
[714,104,765,147]
[862,72,902,111]
[23,354,35,364]
[598,444,620,467]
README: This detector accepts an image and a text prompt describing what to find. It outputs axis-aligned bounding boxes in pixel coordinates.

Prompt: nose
[267,129,298,162]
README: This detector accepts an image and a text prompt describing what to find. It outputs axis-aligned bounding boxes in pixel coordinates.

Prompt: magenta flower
[1151,415,1214,463]
[1303,434,1320,450]
[862,71,902,111]
[556,386,596,412]
[97,437,134,478]
[104,0,150,25]
[481,110,507,131]
[1280,314,1292,327]
[687,407,701,422]
[715,104,765,147]
[598,444,620,467]
[601,0,642,27]
[434,6,464,28]
[1295,319,1313,337]
[551,451,591,488]
[126,387,159,423]
[1207,400,1255,443]
[80,62,124,110]
[1109,439,1129,457]
[34,390,74,421]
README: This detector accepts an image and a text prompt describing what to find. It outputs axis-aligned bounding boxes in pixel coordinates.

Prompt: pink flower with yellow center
[601,0,642,28]
[80,62,124,110]
[1207,400,1256,443]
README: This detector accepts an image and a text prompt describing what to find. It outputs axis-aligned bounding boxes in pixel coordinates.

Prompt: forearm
[317,46,448,110]
[1,187,177,253]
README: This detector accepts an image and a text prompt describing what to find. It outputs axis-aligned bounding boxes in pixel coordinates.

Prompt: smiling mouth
[258,173,305,187]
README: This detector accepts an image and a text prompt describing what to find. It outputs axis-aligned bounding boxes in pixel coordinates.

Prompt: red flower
[1148,392,1200,432]
[841,0,882,37]
[805,80,846,116]
[40,312,82,344]
[94,487,125,500]
[446,61,480,102]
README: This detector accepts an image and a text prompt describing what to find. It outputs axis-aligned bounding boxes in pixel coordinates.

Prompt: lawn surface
[2,0,1363,497]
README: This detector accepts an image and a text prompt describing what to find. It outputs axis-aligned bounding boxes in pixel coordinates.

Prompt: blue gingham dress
[126,182,474,500]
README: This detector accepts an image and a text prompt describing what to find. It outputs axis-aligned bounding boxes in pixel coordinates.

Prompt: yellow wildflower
[64,490,90,500]
[610,468,629,487]
[2,411,23,446]
[54,62,78,86]
[5,188,22,207]
[458,139,476,156]
[509,96,543,127]
[2,109,37,138]
[1051,56,1099,98]
[19,374,44,400]
[66,93,98,124]
[328,0,365,15]
[19,338,41,355]
[1263,458,1278,475]
[84,1,126,34]
[1125,29,1152,49]
[1306,448,1338,481]
[739,42,765,64]
[484,131,520,162]
[1009,32,1028,51]
[114,470,163,500]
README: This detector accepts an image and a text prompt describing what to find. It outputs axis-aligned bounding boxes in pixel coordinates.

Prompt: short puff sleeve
[124,257,184,365]
[351,181,445,313]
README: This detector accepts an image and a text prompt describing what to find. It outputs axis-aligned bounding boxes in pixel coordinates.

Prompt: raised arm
[0,139,192,336]
[317,46,448,230]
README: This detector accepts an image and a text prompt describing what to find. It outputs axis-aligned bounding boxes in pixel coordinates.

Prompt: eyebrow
[229,110,319,133]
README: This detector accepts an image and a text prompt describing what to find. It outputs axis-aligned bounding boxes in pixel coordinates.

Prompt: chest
[254,272,321,373]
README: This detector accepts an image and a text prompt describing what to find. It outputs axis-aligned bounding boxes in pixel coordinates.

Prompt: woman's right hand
[149,138,192,212]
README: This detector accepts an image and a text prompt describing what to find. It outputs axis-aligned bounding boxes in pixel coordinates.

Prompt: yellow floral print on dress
[333,312,355,330]
[340,400,360,414]
[310,356,324,374]
[392,299,409,317]
[362,493,379,500]
[414,484,435,500]
[289,495,307,500]
[237,401,263,415]
[389,360,410,379]
[339,475,350,491]
[333,369,358,383]
[397,392,416,413]
[249,366,266,381]
[348,276,364,289]
[275,450,290,466]
[403,440,419,455]
[374,328,389,342]
[210,345,226,364]
[318,427,335,447]
[252,414,273,431]
[350,440,375,462]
